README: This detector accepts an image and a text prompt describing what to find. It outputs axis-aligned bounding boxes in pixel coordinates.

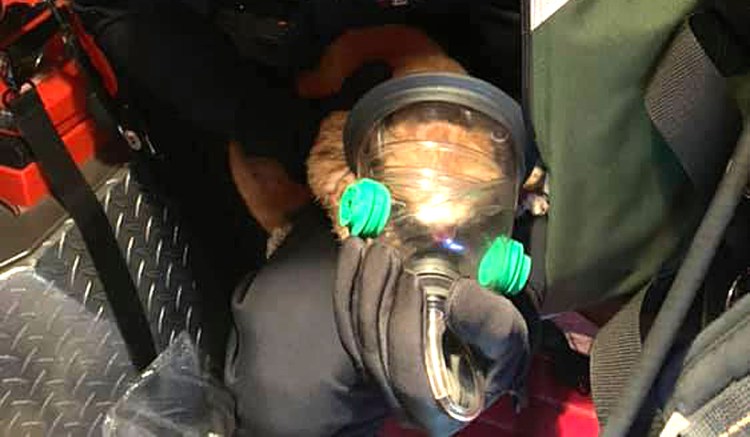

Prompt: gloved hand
[335,237,530,436]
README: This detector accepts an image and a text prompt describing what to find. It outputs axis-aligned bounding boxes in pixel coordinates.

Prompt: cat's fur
[230,25,467,239]
[305,25,478,240]
[229,25,549,254]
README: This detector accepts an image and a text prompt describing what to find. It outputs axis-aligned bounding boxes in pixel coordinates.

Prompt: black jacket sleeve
[225,206,389,436]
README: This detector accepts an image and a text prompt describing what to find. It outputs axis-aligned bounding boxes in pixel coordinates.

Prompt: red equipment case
[0,0,118,208]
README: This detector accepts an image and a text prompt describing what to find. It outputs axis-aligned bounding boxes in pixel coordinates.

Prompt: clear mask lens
[358,101,520,277]
[341,94,530,423]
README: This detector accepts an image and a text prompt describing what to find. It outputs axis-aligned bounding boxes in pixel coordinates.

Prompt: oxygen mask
[339,73,531,421]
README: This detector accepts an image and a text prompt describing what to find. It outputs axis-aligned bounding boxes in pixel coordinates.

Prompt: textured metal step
[0,168,210,437]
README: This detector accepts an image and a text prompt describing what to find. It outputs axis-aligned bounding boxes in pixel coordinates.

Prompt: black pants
[225,206,389,437]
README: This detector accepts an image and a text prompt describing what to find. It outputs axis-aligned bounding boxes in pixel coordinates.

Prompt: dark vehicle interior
[0,0,748,436]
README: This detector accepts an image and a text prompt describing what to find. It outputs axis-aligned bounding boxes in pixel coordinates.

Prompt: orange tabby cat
[231,24,549,256]
[230,25,466,237]
[303,26,473,241]
[307,110,514,240]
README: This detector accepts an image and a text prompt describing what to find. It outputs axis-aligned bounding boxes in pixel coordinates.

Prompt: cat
[305,26,551,241]
[230,25,467,244]
[229,24,549,255]
[305,25,476,241]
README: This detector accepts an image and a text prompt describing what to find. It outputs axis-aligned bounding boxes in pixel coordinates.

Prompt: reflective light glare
[415,202,454,224]
[419,178,433,190]
[414,195,470,226]
[442,238,465,253]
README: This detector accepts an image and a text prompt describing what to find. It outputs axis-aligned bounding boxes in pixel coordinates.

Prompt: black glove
[335,237,530,436]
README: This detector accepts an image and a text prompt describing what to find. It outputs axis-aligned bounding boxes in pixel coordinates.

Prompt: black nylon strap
[8,87,156,371]
[600,121,750,436]
[645,21,741,198]
[590,286,649,427]
[55,6,128,151]
[592,20,743,432]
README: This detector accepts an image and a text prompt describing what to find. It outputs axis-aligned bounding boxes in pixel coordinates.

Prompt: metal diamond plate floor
[0,169,210,437]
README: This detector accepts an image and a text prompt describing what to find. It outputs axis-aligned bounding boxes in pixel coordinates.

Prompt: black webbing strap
[591,16,748,434]
[53,5,128,151]
[644,21,741,198]
[7,87,156,371]
[590,286,649,427]
[595,120,750,436]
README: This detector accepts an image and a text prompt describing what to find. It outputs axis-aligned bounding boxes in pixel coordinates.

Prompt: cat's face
[380,120,504,180]
[370,118,510,228]
[307,112,512,239]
